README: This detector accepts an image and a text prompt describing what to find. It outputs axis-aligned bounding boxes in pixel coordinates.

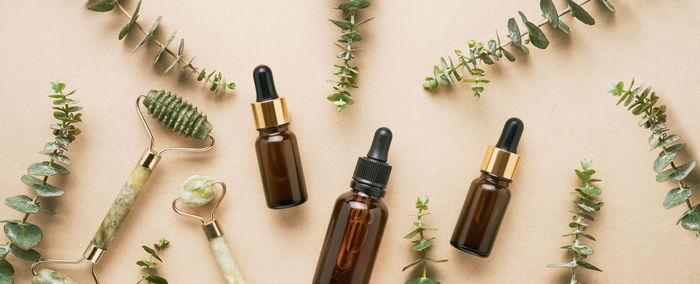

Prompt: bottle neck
[257,124,289,135]
[479,171,511,188]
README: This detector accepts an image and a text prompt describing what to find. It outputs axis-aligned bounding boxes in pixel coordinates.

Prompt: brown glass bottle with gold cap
[450,117,524,257]
[251,65,307,209]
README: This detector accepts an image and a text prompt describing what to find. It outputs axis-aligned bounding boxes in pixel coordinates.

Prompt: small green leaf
[51,163,70,175]
[547,260,576,268]
[142,246,162,262]
[410,239,433,251]
[403,228,420,239]
[573,244,593,255]
[568,0,595,25]
[5,195,38,214]
[27,162,57,176]
[666,143,686,153]
[144,275,168,284]
[507,18,523,49]
[341,32,363,42]
[405,278,438,284]
[119,0,142,40]
[329,19,353,30]
[680,206,700,231]
[4,222,42,250]
[558,20,570,34]
[88,0,116,12]
[577,260,602,272]
[32,183,65,197]
[599,0,615,12]
[540,0,559,28]
[165,56,182,74]
[338,0,371,10]
[0,244,9,255]
[154,31,177,64]
[519,12,549,49]
[500,47,515,61]
[656,167,674,182]
[9,244,39,261]
[578,186,601,196]
[401,258,423,271]
[670,161,696,181]
[20,175,42,186]
[0,260,13,276]
[136,260,157,267]
[654,152,676,173]
[663,187,692,209]
[49,154,71,165]
[133,16,162,52]
[0,273,11,284]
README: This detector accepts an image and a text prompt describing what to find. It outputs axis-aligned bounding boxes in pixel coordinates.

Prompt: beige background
[1,0,699,283]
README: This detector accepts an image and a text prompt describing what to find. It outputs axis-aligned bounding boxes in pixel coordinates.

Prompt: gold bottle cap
[250,97,290,129]
[480,145,520,181]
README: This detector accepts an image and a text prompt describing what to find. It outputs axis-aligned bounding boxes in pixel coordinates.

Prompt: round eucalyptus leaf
[4,222,42,249]
[0,260,14,276]
[4,195,39,214]
[27,163,56,176]
[9,244,39,261]
[680,207,700,232]
[663,187,692,209]
[32,183,65,197]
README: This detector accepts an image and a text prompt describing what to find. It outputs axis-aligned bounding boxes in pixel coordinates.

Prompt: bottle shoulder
[335,191,388,212]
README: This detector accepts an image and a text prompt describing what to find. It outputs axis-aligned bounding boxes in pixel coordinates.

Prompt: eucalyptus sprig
[136,238,170,284]
[87,0,236,93]
[548,160,604,283]
[423,0,615,99]
[327,0,373,112]
[609,80,700,238]
[0,80,83,284]
[402,196,447,284]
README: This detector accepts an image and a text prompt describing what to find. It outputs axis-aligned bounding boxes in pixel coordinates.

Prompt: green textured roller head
[143,90,213,140]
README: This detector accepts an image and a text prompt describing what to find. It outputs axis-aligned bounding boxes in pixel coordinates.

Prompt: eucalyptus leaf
[142,246,162,262]
[599,0,616,12]
[653,152,676,173]
[0,260,13,276]
[20,175,42,186]
[27,162,57,176]
[133,16,162,52]
[119,0,142,40]
[338,0,371,10]
[401,258,423,271]
[32,183,65,197]
[4,222,42,249]
[9,244,39,261]
[507,18,524,50]
[88,0,116,12]
[4,195,38,214]
[540,0,559,28]
[666,143,686,153]
[49,154,71,165]
[155,31,177,64]
[405,278,438,284]
[410,239,433,251]
[663,187,692,209]
[51,163,70,175]
[144,275,168,284]
[165,55,182,74]
[576,260,602,271]
[680,206,700,231]
[330,19,353,30]
[0,273,11,284]
[568,0,595,25]
[0,244,9,255]
[670,161,696,181]
[547,261,576,268]
[519,12,549,49]
[656,167,674,182]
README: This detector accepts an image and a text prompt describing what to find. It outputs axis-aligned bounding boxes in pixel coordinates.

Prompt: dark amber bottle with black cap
[251,65,307,209]
[450,117,524,257]
[313,127,393,284]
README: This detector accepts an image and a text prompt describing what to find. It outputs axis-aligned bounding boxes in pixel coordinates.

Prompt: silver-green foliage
[548,160,603,284]
[327,0,373,112]
[0,81,83,284]
[88,0,236,94]
[402,196,447,284]
[609,80,700,238]
[423,0,615,99]
[136,239,170,284]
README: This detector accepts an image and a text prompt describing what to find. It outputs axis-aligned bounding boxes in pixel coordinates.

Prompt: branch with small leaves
[0,80,83,284]
[402,196,447,284]
[548,160,604,284]
[88,0,236,93]
[136,239,170,284]
[327,0,373,112]
[609,80,700,238]
[423,0,615,99]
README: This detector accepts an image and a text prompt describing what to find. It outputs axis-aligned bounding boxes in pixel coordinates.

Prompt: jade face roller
[30,90,215,283]
[172,175,246,284]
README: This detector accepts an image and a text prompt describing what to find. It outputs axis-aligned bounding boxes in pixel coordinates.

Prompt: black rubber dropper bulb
[494,117,524,154]
[254,65,279,102]
[367,127,392,162]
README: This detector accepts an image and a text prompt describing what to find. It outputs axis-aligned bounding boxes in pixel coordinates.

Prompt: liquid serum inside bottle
[450,117,524,257]
[314,128,393,284]
[251,65,308,209]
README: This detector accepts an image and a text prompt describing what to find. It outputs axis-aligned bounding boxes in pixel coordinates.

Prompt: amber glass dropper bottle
[313,127,393,284]
[450,117,524,257]
[251,65,308,209]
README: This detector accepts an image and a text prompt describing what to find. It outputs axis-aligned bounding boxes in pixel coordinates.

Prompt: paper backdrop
[0,0,698,283]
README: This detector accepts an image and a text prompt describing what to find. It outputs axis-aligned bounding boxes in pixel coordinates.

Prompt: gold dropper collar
[480,145,520,181]
[251,97,290,129]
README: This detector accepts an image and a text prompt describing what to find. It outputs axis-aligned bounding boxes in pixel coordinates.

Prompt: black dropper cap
[351,127,393,198]
[253,65,279,102]
[494,117,524,153]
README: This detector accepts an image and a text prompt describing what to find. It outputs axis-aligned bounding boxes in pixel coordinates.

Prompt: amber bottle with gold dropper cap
[251,65,308,209]
[450,117,523,257]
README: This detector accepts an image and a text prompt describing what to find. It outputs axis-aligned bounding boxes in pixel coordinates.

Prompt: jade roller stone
[175,175,246,284]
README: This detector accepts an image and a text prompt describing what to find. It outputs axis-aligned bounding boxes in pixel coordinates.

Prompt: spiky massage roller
[31,91,214,284]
